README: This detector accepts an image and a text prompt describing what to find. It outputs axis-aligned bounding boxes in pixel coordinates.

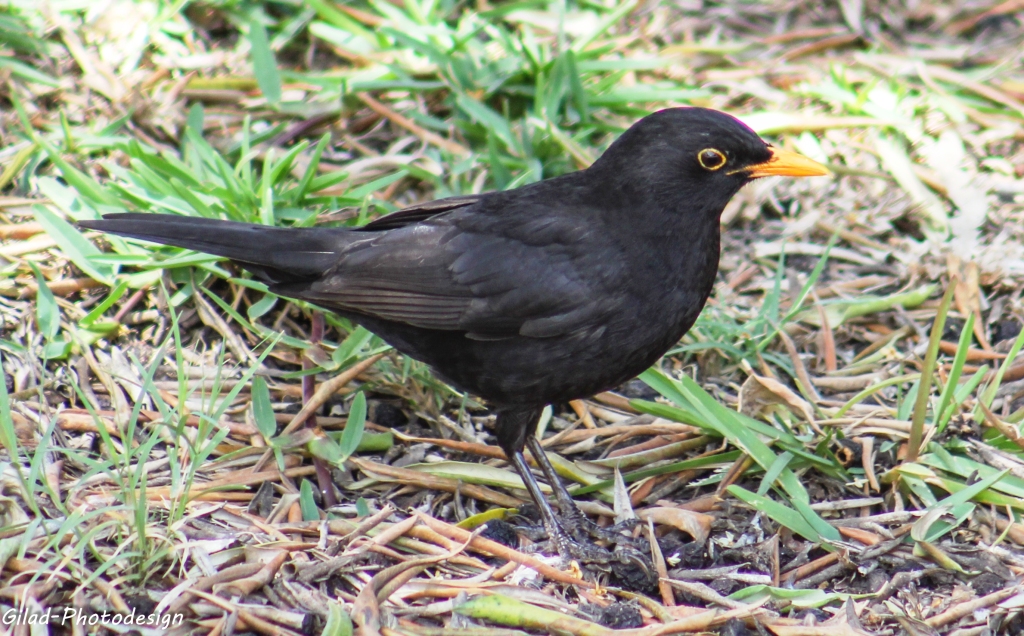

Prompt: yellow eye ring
[698,148,726,171]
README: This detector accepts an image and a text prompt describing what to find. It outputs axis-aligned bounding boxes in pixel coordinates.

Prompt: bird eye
[698,148,726,171]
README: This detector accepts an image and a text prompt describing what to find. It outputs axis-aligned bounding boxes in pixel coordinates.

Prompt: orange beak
[732,147,831,178]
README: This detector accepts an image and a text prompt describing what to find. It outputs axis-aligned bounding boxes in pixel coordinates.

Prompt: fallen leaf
[739,373,815,425]
[637,507,713,544]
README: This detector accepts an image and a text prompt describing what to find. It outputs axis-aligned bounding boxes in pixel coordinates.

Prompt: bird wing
[274,206,622,340]
[357,194,484,231]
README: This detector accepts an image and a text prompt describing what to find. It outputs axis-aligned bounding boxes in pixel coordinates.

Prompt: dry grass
[1,1,1024,634]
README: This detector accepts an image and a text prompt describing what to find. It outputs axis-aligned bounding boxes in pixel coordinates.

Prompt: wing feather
[357,195,484,231]
[275,199,623,339]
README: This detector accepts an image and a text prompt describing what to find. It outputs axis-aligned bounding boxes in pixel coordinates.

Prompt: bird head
[587,107,830,218]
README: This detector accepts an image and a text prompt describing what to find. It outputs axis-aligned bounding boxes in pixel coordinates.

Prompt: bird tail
[79,213,347,284]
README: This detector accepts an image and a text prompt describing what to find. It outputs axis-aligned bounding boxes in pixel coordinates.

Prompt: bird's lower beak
[735,147,831,178]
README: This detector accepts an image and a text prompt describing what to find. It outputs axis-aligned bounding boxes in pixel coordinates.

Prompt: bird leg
[505,450,583,551]
[506,447,638,569]
[525,435,642,547]
[495,408,652,575]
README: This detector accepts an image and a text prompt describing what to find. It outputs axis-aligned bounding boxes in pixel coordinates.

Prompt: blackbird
[80,107,829,569]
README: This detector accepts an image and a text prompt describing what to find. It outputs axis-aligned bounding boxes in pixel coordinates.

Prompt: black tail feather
[79,213,347,284]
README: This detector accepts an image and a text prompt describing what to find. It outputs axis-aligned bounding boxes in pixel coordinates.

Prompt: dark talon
[506,433,657,582]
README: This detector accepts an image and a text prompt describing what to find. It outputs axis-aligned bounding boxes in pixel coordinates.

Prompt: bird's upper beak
[733,147,831,178]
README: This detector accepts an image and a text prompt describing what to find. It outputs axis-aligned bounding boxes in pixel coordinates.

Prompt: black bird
[80,107,829,567]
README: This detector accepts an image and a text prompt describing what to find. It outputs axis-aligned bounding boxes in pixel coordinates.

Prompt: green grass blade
[299,479,319,520]
[907,283,955,461]
[935,312,974,433]
[339,392,367,461]
[728,485,825,543]
[34,205,115,284]
[251,376,277,439]
[978,324,1024,412]
[29,263,60,341]
[249,19,282,105]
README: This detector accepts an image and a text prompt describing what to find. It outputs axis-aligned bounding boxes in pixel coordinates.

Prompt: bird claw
[537,517,655,584]
[550,532,618,566]
[557,506,645,551]
[545,534,655,584]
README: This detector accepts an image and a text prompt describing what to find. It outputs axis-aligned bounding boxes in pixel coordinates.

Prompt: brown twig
[924,586,1021,627]
[415,513,594,588]
[357,93,470,156]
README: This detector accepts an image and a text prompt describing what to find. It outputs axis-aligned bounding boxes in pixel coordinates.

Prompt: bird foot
[559,506,642,548]
[513,509,653,577]
[532,509,653,580]
[546,527,655,584]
